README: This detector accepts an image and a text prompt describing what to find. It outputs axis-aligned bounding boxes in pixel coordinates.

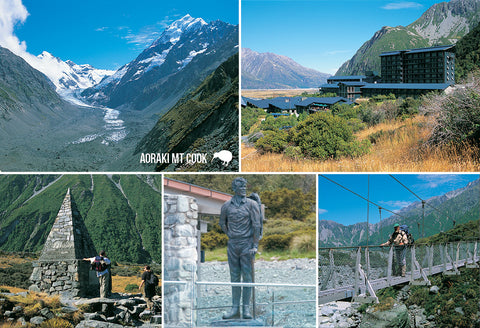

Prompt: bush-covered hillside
[0,175,162,264]
[166,175,316,256]
[455,21,480,80]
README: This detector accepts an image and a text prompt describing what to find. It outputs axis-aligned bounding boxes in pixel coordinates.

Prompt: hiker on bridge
[83,250,111,298]
[381,223,408,277]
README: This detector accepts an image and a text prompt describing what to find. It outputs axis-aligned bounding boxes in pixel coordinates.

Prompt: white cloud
[325,50,351,56]
[415,174,463,189]
[379,200,412,209]
[0,0,29,55]
[382,2,422,10]
[318,208,328,215]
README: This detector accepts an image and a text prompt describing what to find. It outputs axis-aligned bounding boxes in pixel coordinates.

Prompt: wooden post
[365,247,370,280]
[329,249,335,289]
[441,244,446,272]
[411,245,415,283]
[355,247,361,297]
[428,245,433,275]
[456,243,460,268]
[387,246,393,285]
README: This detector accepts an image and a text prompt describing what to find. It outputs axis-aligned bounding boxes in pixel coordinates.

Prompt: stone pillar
[29,189,98,298]
[164,194,199,327]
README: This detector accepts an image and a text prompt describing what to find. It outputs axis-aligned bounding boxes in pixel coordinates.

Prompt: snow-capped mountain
[81,14,238,110]
[33,51,114,92]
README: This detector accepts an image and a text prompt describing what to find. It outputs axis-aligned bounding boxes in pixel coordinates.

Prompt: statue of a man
[219,177,262,320]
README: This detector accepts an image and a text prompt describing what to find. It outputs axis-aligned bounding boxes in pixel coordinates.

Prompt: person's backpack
[400,225,414,245]
[148,272,159,286]
[91,256,108,272]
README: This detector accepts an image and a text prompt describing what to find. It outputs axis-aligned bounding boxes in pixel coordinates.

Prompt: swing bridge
[318,240,480,304]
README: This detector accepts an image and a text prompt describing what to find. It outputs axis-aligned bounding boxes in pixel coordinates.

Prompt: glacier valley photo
[0,0,239,171]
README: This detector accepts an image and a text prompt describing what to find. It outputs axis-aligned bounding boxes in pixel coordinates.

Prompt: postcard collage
[0,0,479,327]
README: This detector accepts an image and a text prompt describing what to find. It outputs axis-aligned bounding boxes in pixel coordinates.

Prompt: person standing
[83,250,111,298]
[381,223,408,277]
[139,265,157,310]
[220,177,262,320]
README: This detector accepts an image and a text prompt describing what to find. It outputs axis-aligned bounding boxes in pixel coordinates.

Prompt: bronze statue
[219,177,262,320]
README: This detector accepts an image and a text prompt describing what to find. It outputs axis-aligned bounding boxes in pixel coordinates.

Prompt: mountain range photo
[0,1,239,172]
[319,178,480,247]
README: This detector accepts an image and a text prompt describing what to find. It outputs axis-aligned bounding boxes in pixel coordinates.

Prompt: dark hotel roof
[327,75,366,81]
[296,97,353,106]
[380,45,455,57]
[361,83,451,90]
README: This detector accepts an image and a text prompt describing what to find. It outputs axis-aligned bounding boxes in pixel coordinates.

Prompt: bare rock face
[29,189,98,298]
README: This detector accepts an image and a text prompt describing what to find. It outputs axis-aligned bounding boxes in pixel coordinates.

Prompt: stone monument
[29,189,98,297]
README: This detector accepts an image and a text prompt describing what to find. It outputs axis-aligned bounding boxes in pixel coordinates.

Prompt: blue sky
[242,0,446,74]
[11,0,238,70]
[318,174,480,226]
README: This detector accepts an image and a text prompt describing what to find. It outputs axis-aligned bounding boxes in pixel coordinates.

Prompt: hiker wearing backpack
[83,250,111,298]
[381,223,408,277]
[139,265,158,310]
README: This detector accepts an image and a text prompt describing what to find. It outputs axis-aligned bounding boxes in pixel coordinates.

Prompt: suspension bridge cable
[389,174,453,223]
[319,175,408,220]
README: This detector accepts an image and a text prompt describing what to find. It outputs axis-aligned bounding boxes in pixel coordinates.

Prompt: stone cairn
[164,194,199,327]
[29,189,98,298]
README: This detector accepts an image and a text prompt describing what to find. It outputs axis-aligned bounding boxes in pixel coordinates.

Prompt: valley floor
[241,116,480,172]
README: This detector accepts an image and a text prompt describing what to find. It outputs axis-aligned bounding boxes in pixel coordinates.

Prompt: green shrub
[346,118,366,133]
[290,112,370,159]
[424,85,480,147]
[242,106,265,135]
[124,284,139,292]
[260,234,292,251]
[255,130,289,153]
[201,231,228,250]
[284,146,303,160]
[290,233,315,252]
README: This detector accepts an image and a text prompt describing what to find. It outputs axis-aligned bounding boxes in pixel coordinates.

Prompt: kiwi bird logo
[212,150,233,166]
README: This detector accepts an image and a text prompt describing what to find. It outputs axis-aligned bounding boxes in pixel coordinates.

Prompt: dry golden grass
[111,275,142,293]
[0,254,34,269]
[241,116,480,172]
[241,88,318,98]
[0,285,28,293]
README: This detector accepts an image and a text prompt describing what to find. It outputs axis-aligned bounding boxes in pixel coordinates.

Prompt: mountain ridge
[336,0,480,76]
[319,179,480,247]
[241,48,330,89]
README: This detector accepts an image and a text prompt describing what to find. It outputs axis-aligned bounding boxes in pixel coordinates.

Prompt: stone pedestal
[29,189,98,297]
[164,194,199,327]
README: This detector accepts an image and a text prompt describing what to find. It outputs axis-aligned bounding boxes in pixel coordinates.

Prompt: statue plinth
[210,318,264,326]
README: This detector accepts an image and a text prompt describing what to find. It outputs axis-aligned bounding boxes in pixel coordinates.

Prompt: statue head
[232,177,247,197]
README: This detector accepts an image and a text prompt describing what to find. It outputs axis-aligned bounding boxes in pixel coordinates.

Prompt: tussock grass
[241,116,480,172]
[204,247,316,262]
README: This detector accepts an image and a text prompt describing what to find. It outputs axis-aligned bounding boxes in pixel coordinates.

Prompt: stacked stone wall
[164,194,199,327]
[30,260,94,297]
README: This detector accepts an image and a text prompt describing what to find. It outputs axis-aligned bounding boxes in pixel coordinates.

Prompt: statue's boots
[401,265,406,277]
[242,286,253,319]
[223,287,241,319]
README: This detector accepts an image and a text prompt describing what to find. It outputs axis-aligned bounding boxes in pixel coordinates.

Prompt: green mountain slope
[135,53,239,171]
[455,21,480,79]
[0,175,162,264]
[0,47,62,118]
[336,0,480,76]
